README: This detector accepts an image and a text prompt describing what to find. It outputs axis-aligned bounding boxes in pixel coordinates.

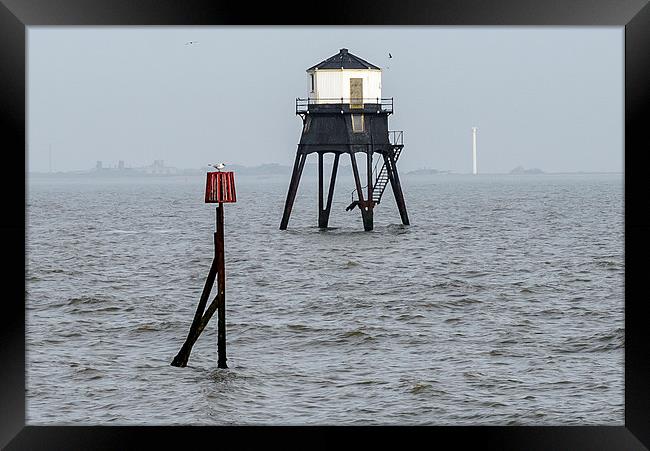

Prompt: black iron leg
[385,153,410,226]
[280,152,307,230]
[319,153,339,228]
[350,151,373,231]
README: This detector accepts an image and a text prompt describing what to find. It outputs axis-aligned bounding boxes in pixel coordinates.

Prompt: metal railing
[389,130,404,146]
[296,97,394,114]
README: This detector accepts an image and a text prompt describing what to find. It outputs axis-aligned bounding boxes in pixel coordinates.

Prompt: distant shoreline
[405,171,622,176]
[27,170,623,178]
[26,163,622,178]
[26,167,624,178]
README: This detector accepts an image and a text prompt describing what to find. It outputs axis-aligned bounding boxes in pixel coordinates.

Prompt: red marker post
[172,171,236,368]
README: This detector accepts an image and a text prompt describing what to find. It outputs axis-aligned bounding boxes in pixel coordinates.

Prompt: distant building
[118,160,125,170]
[510,165,544,175]
[142,159,179,175]
[96,161,103,170]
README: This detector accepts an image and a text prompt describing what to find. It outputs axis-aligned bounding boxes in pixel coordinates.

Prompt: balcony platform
[296,98,394,115]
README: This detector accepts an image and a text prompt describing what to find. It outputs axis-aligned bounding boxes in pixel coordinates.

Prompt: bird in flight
[185,41,199,45]
[210,162,226,171]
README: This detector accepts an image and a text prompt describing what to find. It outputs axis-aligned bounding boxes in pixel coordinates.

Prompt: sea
[26,172,624,425]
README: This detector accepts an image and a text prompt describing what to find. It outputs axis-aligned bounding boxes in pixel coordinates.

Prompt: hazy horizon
[28,27,623,174]
[27,161,623,175]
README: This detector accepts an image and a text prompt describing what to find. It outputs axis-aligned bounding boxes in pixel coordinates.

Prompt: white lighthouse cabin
[306,48,382,106]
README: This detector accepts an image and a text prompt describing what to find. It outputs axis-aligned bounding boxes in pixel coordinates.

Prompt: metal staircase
[347,130,404,210]
[372,145,402,204]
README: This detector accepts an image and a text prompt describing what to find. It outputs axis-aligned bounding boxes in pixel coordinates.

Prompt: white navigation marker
[472,127,478,175]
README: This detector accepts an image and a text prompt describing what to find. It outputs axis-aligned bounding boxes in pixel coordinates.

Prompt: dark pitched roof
[307,48,380,71]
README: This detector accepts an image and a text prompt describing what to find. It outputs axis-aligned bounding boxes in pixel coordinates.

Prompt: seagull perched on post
[210,162,226,171]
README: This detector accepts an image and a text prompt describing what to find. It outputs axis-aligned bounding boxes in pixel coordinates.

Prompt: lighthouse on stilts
[279,48,410,231]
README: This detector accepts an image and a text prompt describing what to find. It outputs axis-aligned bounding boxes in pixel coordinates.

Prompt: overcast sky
[27,27,623,173]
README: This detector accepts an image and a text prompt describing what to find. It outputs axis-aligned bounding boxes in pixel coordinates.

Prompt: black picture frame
[2,0,648,448]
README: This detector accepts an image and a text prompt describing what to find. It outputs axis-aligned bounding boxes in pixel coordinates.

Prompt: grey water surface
[26,173,624,425]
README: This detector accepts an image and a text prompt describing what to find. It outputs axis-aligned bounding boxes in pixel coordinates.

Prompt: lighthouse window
[310,74,314,92]
[351,114,364,132]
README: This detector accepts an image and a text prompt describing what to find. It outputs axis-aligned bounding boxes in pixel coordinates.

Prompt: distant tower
[472,127,478,175]
[280,48,409,231]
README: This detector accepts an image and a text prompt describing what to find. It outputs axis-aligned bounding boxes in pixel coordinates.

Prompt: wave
[556,328,624,353]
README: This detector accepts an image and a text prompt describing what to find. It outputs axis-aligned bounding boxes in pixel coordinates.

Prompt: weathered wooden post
[215,202,227,368]
[171,170,236,369]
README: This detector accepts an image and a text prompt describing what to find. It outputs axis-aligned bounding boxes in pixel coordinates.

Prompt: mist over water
[26,173,623,425]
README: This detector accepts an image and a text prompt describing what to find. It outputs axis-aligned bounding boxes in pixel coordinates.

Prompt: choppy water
[26,173,624,425]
